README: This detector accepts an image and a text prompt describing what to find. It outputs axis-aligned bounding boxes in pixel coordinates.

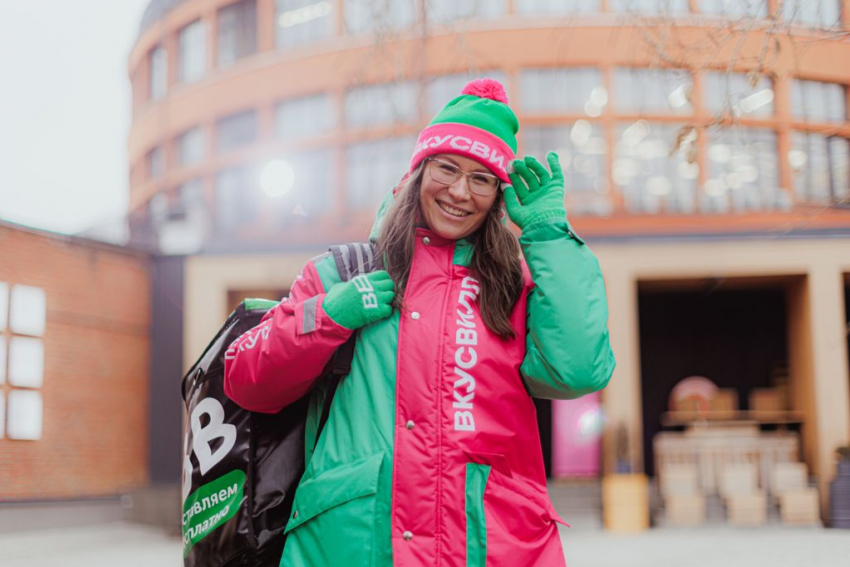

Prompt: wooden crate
[779,488,820,525]
[770,462,808,500]
[665,494,705,526]
[727,492,767,526]
[709,389,739,419]
[719,463,759,498]
[659,463,699,497]
[750,388,784,414]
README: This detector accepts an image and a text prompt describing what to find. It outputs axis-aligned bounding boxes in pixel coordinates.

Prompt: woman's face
[418,153,499,241]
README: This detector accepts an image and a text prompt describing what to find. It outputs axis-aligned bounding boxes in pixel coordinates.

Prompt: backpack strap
[327,242,379,377]
[315,242,380,448]
[330,242,380,282]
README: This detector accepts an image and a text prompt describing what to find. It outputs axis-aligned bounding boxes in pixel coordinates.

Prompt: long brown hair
[376,163,524,339]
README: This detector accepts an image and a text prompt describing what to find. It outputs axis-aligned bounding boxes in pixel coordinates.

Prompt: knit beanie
[409,78,519,183]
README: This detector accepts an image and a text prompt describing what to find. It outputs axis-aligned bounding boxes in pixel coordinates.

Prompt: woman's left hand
[503,152,566,231]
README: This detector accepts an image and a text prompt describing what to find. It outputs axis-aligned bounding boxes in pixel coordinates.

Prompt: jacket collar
[414,228,475,266]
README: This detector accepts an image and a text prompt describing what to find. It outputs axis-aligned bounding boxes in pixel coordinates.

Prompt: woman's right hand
[323,271,395,330]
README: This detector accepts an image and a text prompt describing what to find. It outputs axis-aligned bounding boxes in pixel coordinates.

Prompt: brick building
[0,221,151,501]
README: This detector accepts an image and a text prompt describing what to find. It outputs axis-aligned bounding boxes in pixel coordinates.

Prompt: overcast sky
[0,0,149,235]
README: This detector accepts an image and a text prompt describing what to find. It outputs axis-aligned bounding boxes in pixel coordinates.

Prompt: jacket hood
[368,189,396,243]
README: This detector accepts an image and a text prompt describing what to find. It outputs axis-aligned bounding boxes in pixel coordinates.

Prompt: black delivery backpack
[181,243,379,567]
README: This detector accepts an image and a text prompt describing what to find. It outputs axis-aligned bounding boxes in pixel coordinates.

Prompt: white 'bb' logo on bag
[182,398,237,501]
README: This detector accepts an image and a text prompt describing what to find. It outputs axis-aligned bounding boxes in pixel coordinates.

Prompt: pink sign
[551,392,602,478]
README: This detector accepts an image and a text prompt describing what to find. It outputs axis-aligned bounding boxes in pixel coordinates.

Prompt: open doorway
[638,277,791,477]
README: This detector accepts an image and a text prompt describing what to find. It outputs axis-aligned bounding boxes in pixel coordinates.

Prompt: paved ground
[560,525,850,567]
[0,522,182,567]
[1,521,849,566]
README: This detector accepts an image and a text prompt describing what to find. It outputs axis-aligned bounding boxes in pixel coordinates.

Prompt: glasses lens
[468,174,499,195]
[430,160,461,185]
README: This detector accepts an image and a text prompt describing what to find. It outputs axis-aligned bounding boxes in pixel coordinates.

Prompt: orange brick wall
[0,223,152,500]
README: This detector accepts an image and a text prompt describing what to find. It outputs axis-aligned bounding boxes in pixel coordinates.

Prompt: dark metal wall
[535,398,553,477]
[149,255,185,484]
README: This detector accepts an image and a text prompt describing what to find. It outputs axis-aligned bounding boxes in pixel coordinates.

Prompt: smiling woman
[224,78,616,566]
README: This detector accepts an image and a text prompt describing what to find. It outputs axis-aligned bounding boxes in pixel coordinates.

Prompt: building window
[614,121,699,214]
[781,0,841,28]
[610,0,690,15]
[426,0,506,24]
[346,136,416,209]
[345,82,418,128]
[520,68,605,115]
[150,45,168,100]
[790,133,850,205]
[425,72,507,115]
[614,68,693,115]
[178,20,207,84]
[176,178,206,219]
[698,0,766,17]
[791,80,846,123]
[275,94,335,140]
[0,283,46,441]
[704,128,782,213]
[275,0,335,48]
[148,146,165,179]
[215,166,259,233]
[524,123,613,216]
[149,193,170,227]
[151,179,209,254]
[273,149,334,224]
[704,71,774,118]
[524,123,608,194]
[344,0,416,34]
[216,110,258,153]
[177,127,206,166]
[515,0,600,15]
[218,0,257,67]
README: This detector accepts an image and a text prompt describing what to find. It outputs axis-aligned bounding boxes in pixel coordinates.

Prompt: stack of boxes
[660,464,705,526]
[770,462,820,526]
[720,462,767,526]
[662,459,820,526]
[657,379,822,527]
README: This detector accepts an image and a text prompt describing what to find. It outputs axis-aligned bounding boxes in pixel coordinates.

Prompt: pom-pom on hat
[410,78,519,183]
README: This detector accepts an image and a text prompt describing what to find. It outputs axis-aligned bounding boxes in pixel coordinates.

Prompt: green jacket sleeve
[519,218,616,400]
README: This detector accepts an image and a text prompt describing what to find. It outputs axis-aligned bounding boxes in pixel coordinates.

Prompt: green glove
[503,152,567,231]
[323,270,395,330]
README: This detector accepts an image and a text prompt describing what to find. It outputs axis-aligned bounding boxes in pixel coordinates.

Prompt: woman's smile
[436,199,472,218]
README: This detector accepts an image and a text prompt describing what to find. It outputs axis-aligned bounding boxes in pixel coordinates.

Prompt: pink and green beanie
[410,78,519,183]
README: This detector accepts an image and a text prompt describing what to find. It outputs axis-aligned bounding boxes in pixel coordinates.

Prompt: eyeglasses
[426,158,501,196]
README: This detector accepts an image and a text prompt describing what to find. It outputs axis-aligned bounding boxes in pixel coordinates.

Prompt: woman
[225,79,615,567]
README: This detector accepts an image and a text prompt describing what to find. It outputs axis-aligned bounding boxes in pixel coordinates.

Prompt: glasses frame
[425,157,501,196]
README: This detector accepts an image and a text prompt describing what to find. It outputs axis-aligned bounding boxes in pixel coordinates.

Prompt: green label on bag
[182,469,245,557]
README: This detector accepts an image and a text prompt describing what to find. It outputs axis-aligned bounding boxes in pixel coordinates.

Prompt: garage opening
[638,277,793,478]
